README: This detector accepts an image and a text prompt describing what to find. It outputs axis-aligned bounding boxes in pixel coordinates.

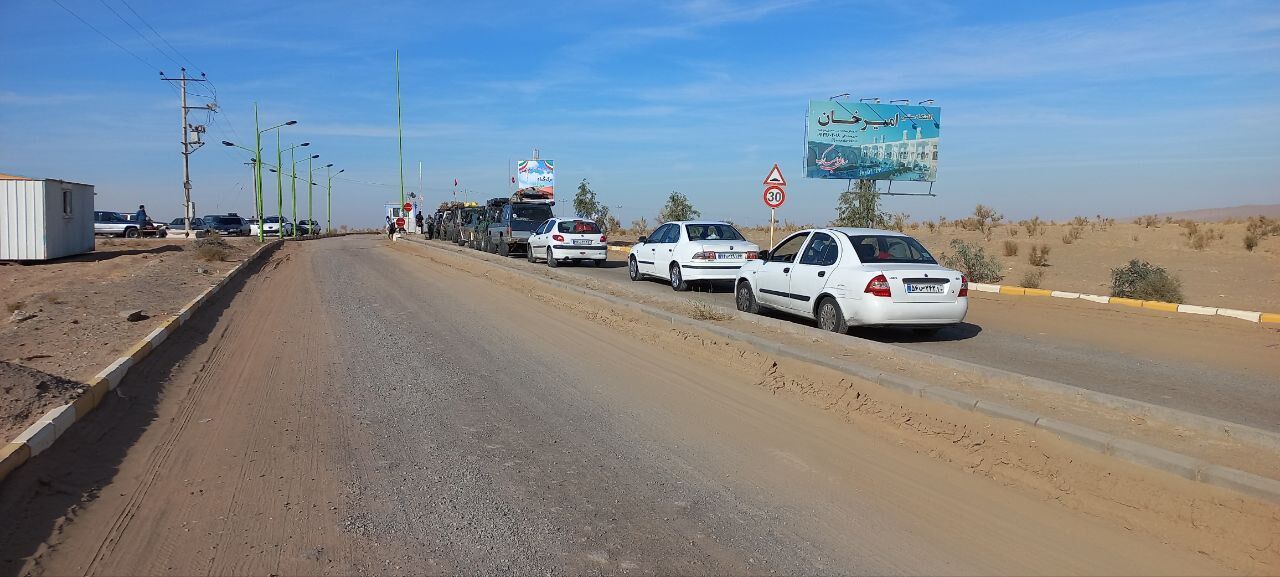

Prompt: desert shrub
[1021,216,1044,236]
[1062,226,1083,244]
[1028,244,1051,266]
[1002,240,1019,257]
[339,224,350,232]
[1246,215,1280,237]
[1132,233,1140,242]
[940,239,1003,283]
[1070,216,1090,228]
[970,204,1004,240]
[688,300,732,321]
[1110,259,1184,303]
[1061,232,1075,245]
[891,212,911,232]
[909,222,919,230]
[1181,221,1215,250]
[1136,214,1161,228]
[191,237,231,262]
[1020,269,1044,289]
[1007,225,1019,237]
[924,220,936,233]
[937,216,948,228]
[1244,234,1259,251]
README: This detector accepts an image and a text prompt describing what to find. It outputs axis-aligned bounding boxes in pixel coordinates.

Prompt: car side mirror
[636,236,647,244]
[758,250,769,260]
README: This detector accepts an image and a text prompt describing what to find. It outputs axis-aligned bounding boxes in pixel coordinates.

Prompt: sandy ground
[0,237,257,442]
[1,236,1273,576]
[616,220,1280,311]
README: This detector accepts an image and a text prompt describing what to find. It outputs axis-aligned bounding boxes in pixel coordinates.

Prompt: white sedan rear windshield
[845,234,937,264]
[685,224,744,241]
[557,220,601,234]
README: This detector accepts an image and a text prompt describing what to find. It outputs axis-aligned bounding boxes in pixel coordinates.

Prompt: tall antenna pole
[161,68,212,238]
[396,50,405,206]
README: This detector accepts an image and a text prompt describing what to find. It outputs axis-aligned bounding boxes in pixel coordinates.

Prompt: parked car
[204,213,251,236]
[526,218,608,267]
[296,219,322,235]
[120,213,167,237]
[167,217,207,237]
[93,211,140,238]
[259,216,293,237]
[734,227,968,334]
[484,195,555,256]
[627,221,759,291]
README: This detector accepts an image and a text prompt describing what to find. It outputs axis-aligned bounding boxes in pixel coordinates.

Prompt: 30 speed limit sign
[763,185,786,208]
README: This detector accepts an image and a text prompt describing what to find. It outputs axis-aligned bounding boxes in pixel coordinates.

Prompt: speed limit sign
[763,185,786,208]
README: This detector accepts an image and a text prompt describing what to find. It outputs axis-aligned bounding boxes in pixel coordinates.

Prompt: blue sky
[2,0,1278,228]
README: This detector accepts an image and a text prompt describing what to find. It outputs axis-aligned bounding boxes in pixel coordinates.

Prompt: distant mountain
[1129,204,1280,222]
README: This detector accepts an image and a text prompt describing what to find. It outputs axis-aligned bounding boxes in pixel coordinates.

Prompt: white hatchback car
[735,228,968,334]
[527,218,609,267]
[628,221,760,291]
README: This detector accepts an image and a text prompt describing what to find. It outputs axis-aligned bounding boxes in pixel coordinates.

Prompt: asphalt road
[0,236,1233,576]
[430,239,1280,432]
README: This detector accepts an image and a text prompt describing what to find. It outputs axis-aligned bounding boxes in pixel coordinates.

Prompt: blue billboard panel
[516,159,555,197]
[804,101,941,181]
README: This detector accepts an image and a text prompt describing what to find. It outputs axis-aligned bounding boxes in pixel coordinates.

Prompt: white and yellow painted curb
[0,240,282,484]
[966,282,1277,325]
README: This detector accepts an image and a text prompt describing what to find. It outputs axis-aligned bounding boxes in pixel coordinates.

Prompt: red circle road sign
[763,186,786,209]
[402,202,413,212]
[395,217,406,228]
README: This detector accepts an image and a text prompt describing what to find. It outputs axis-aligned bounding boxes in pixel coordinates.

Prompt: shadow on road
[6,244,184,266]
[752,307,982,342]
[0,243,281,575]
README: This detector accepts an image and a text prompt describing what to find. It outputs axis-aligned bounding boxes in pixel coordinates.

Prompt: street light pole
[254,105,264,242]
[226,114,295,242]
[327,167,344,234]
[290,147,298,238]
[276,130,283,239]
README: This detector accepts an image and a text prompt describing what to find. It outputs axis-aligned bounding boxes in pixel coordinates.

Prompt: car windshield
[207,216,238,225]
[557,220,601,234]
[513,204,553,222]
[845,234,937,264]
[265,217,281,223]
[685,224,744,241]
[168,218,186,226]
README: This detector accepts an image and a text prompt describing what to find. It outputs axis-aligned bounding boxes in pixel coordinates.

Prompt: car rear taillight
[958,275,969,297]
[552,234,565,242]
[599,235,607,243]
[864,274,892,297]
[745,251,759,260]
[692,251,717,260]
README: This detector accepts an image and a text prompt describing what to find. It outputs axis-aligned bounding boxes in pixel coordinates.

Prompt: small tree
[832,179,887,228]
[573,179,601,220]
[630,216,649,235]
[940,239,1003,283]
[972,204,1004,240]
[659,191,700,223]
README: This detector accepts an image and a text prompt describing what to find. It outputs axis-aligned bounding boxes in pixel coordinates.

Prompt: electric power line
[95,0,181,69]
[48,0,161,72]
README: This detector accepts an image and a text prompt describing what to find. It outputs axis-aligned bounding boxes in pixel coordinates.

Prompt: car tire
[124,228,139,238]
[499,242,509,257]
[158,230,167,238]
[628,257,640,281]
[546,248,558,267]
[527,245,537,262]
[670,263,689,291]
[593,259,605,267]
[735,281,760,314]
[816,296,849,333]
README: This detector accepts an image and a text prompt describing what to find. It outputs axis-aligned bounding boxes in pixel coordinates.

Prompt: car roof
[823,227,909,237]
[666,220,736,226]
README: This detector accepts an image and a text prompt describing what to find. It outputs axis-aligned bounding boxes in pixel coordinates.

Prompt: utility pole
[161,68,215,238]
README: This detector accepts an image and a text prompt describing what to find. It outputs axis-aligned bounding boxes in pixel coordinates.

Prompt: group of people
[386,211,436,239]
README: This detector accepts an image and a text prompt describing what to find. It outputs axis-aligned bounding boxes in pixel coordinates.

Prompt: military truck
[483,190,555,257]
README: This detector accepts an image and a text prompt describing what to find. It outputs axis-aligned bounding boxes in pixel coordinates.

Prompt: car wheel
[735,281,760,314]
[546,248,558,267]
[499,242,509,257]
[816,297,849,333]
[670,263,689,291]
[628,257,640,281]
[158,230,167,238]
[593,259,605,267]
[527,245,537,262]
[125,228,139,238]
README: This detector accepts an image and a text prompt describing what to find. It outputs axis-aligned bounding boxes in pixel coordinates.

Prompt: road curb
[403,237,1280,504]
[0,240,282,486]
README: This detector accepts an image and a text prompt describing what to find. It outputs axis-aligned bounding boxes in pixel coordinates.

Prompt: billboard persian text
[804,101,941,181]
[516,160,555,196]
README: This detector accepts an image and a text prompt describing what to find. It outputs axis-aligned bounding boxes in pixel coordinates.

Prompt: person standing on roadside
[415,211,425,235]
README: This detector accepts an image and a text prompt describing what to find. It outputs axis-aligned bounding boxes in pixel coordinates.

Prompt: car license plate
[906,283,944,294]
[719,252,743,259]
[573,239,591,245]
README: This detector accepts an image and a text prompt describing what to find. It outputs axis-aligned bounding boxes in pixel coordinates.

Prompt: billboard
[516,159,555,197]
[804,100,941,181]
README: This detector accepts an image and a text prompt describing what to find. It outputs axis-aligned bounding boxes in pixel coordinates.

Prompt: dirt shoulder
[0,237,258,442]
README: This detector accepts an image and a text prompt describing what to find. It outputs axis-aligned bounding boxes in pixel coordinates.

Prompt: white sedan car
[628,221,759,291]
[735,228,968,334]
[527,218,608,267]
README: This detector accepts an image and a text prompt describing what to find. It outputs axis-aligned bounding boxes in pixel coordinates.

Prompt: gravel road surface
[0,236,1234,576]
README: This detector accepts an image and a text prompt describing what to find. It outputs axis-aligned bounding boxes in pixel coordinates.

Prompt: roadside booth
[385,201,421,234]
[0,174,95,260]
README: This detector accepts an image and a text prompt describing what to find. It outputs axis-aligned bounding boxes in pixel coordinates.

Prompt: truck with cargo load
[483,189,555,257]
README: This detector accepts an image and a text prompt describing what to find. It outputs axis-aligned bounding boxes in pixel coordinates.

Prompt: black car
[203,213,250,236]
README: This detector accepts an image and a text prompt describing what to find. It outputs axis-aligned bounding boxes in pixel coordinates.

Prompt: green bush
[1110,259,1184,303]
[940,239,1003,283]
[1244,233,1259,251]
[1020,270,1043,289]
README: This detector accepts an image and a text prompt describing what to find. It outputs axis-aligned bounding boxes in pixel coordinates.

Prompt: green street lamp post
[310,162,332,236]
[291,152,319,237]
[326,166,344,234]
[223,110,295,242]
[276,140,309,238]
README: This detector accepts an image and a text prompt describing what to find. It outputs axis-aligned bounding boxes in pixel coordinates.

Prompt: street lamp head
[222,141,235,147]
[300,142,310,147]
[325,163,333,168]
[269,168,278,173]
[285,120,298,126]
[338,169,345,174]
[310,154,320,159]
